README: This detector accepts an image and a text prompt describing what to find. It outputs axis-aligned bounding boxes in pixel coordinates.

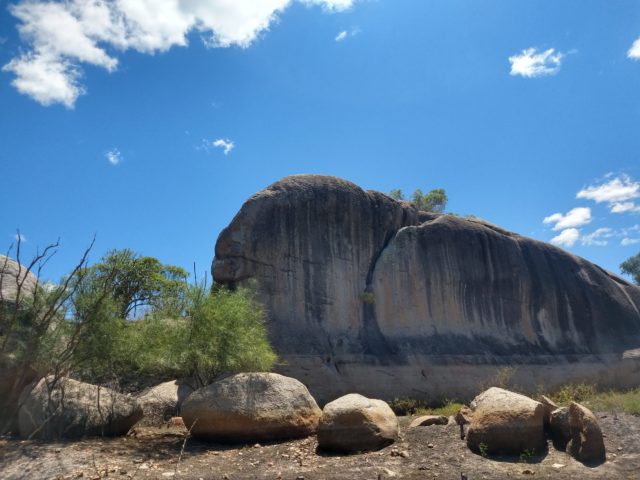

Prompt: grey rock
[212,175,640,402]
[566,402,606,464]
[317,393,398,453]
[136,380,194,425]
[540,395,559,428]
[181,372,321,442]
[0,255,37,305]
[549,407,571,449]
[18,376,143,439]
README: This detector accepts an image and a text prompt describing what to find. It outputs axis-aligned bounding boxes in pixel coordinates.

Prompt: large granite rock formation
[212,175,640,402]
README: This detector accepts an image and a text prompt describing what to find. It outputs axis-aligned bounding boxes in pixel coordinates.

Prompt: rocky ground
[1,413,638,480]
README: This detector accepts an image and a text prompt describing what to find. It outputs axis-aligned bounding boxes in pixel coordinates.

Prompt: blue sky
[1,0,640,283]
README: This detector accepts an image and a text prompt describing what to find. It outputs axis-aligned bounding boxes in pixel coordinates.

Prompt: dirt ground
[1,413,639,480]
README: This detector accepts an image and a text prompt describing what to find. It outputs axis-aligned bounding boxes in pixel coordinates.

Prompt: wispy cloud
[335,27,359,42]
[105,148,121,165]
[581,227,614,246]
[543,207,592,231]
[14,233,27,243]
[629,38,640,60]
[622,237,640,246]
[213,138,234,155]
[3,0,358,107]
[577,174,640,213]
[509,48,564,78]
[551,228,580,247]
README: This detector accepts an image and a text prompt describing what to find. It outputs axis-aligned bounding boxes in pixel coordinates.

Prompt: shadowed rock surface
[18,376,143,440]
[212,175,640,402]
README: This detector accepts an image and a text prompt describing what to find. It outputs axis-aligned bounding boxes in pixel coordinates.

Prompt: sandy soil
[1,413,638,480]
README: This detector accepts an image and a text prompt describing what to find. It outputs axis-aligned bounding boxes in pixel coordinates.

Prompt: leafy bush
[71,281,277,388]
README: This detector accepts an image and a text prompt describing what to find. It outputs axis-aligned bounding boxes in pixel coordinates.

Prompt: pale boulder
[466,387,545,455]
[181,372,321,442]
[317,393,398,453]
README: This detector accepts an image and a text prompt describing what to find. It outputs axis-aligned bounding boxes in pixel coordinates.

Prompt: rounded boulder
[317,393,398,453]
[466,387,545,455]
[181,373,321,442]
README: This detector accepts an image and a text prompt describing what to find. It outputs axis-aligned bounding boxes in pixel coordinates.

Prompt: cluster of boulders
[12,372,399,453]
[457,387,606,465]
[10,373,606,466]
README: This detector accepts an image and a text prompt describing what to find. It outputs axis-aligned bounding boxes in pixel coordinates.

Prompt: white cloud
[213,138,234,155]
[4,0,358,107]
[334,27,360,42]
[543,207,591,231]
[105,148,121,165]
[14,233,27,243]
[509,48,564,78]
[551,228,580,247]
[301,0,355,11]
[622,237,640,246]
[629,38,640,60]
[577,174,640,206]
[610,202,640,213]
[581,227,614,247]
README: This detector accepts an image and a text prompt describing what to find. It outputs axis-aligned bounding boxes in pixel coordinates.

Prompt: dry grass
[549,383,640,416]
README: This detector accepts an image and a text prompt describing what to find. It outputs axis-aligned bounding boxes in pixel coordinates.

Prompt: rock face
[317,394,398,453]
[466,388,545,455]
[136,380,194,425]
[1,256,40,433]
[566,402,606,464]
[0,255,37,304]
[212,175,640,402]
[181,373,321,442]
[18,377,143,439]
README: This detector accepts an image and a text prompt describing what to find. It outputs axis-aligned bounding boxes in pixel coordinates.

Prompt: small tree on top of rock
[389,188,448,213]
[621,252,640,285]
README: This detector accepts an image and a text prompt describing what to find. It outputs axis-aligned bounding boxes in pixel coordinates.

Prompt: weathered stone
[566,402,606,464]
[181,373,321,443]
[466,387,545,455]
[540,395,559,428]
[409,415,448,428]
[549,407,571,449]
[0,257,40,433]
[455,406,474,426]
[18,376,143,439]
[212,175,640,402]
[136,380,194,425]
[317,393,398,453]
[0,255,37,304]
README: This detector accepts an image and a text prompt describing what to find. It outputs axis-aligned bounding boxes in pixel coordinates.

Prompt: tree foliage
[621,252,640,285]
[83,249,189,319]
[389,187,448,213]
